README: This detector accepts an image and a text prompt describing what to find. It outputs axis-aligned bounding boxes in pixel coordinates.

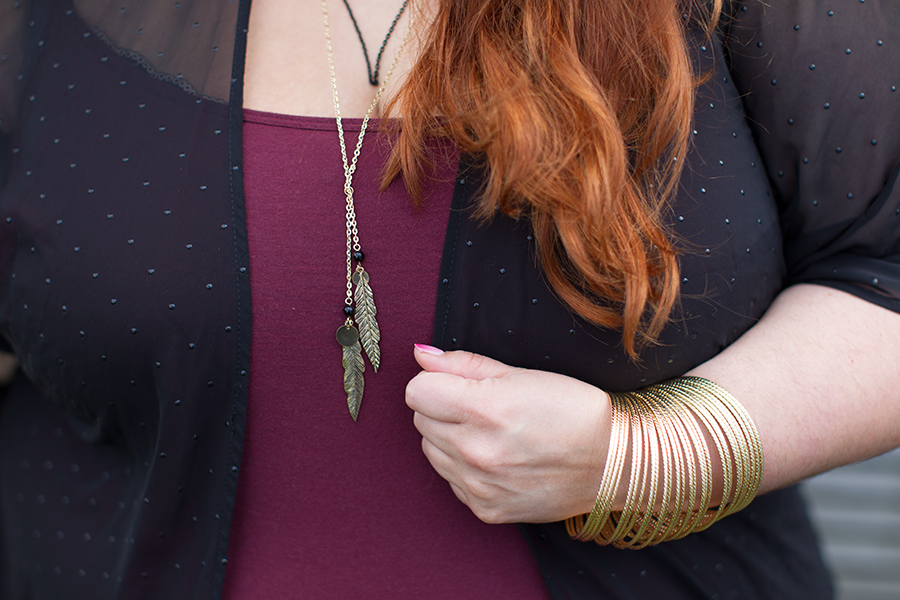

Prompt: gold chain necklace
[322,0,416,421]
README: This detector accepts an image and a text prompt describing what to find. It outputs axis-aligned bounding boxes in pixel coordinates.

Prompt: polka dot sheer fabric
[0,1,899,599]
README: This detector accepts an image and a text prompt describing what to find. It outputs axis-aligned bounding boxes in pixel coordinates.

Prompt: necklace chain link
[324,0,417,420]
[321,0,414,310]
[341,0,410,86]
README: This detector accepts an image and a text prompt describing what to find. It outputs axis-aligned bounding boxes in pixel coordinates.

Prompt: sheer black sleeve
[70,0,238,103]
[727,0,900,311]
[0,0,34,190]
[0,0,242,321]
[0,0,31,132]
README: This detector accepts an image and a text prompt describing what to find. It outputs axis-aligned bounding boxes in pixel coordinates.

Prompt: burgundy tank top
[222,110,549,599]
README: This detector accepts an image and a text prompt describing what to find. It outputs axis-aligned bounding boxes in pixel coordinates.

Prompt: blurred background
[801,447,900,600]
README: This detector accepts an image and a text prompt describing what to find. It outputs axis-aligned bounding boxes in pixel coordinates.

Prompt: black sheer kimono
[2,1,899,598]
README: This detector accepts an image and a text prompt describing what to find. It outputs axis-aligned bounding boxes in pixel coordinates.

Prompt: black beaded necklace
[341,0,410,86]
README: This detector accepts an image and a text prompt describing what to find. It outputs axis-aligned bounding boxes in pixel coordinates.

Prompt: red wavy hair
[385,0,722,358]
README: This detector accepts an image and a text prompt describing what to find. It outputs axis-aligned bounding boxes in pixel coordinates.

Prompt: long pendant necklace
[322,0,415,421]
[341,0,410,86]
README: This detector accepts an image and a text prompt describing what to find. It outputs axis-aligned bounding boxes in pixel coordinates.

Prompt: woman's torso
[0,1,840,598]
[222,109,549,598]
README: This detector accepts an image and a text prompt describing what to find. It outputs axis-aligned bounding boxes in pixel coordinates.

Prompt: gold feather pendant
[337,325,365,421]
[352,269,381,371]
[336,268,380,421]
[324,0,418,421]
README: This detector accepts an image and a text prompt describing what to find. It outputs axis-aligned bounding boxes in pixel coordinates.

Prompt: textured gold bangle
[624,392,663,547]
[609,393,650,543]
[567,391,630,541]
[660,380,732,527]
[643,389,683,545]
[678,377,763,516]
[670,386,713,537]
[565,376,764,548]
[645,385,710,542]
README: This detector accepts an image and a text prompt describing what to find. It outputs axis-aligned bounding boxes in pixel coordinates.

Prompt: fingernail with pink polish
[414,343,444,355]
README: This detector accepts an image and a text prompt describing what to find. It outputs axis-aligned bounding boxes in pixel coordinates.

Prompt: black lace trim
[91,26,227,104]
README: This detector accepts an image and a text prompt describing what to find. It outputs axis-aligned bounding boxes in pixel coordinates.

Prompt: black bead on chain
[343,305,355,317]
[341,0,410,86]
[352,251,365,262]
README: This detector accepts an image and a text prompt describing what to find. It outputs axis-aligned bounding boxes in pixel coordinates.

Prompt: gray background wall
[801,448,900,600]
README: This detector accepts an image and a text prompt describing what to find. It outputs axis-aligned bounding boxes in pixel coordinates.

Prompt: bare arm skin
[688,283,900,495]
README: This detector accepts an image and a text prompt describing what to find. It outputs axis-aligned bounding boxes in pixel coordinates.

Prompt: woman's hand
[405,344,610,524]
[406,285,900,529]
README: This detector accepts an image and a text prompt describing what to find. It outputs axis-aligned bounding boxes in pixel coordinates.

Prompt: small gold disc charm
[336,325,359,347]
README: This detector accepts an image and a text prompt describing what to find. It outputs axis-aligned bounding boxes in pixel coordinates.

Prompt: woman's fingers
[420,434,457,482]
[413,410,461,457]
[420,432,511,525]
[406,371,471,423]
[406,346,520,423]
[412,344,516,381]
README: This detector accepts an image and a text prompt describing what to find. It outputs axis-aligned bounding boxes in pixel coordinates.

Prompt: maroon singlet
[222,110,550,599]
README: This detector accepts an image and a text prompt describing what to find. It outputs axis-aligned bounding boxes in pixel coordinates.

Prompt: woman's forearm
[688,283,900,495]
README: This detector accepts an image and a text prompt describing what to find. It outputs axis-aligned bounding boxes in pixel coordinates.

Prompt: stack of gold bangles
[565,376,764,549]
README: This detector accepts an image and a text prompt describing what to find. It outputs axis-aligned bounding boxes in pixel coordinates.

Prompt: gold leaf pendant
[336,269,381,421]
[352,269,381,371]
[337,325,365,421]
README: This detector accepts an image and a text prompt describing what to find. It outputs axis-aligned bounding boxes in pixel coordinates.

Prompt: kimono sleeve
[1,0,41,190]
[0,0,40,353]
[727,0,900,312]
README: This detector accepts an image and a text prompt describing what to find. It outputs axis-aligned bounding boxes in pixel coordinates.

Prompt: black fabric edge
[212,0,253,597]
[789,163,900,273]
[431,153,480,347]
[516,524,565,600]
[88,24,227,105]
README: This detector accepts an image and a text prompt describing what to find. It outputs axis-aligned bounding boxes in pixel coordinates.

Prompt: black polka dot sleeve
[728,0,900,312]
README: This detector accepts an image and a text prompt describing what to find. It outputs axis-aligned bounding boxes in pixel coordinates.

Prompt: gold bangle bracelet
[609,393,650,543]
[644,385,709,542]
[644,390,683,546]
[680,377,763,515]
[567,391,630,541]
[565,376,764,548]
[624,392,664,547]
[661,380,734,526]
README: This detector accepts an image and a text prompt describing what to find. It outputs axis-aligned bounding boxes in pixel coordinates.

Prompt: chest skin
[242,0,422,119]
